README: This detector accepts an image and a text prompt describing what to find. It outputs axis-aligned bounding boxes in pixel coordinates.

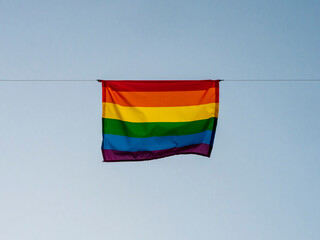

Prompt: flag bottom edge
[102,143,212,162]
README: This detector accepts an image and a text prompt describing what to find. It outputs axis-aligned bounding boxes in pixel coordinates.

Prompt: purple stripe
[102,143,212,162]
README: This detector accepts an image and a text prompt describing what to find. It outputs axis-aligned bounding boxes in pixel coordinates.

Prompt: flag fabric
[100,80,220,162]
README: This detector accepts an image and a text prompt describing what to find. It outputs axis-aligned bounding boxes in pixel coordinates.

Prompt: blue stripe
[102,130,213,152]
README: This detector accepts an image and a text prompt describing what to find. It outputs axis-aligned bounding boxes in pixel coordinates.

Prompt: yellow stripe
[102,102,219,123]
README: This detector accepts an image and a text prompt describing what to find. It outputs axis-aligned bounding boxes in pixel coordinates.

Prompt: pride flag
[100,80,220,161]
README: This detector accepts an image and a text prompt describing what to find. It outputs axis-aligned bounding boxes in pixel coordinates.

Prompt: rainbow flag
[100,80,220,161]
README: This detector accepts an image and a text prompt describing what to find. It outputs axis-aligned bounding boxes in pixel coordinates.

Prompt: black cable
[0,79,320,82]
[0,80,95,81]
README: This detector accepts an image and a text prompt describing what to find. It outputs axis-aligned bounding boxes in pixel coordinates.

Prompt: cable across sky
[0,79,320,82]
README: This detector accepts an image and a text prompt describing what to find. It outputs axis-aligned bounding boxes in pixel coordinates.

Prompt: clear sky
[0,0,319,239]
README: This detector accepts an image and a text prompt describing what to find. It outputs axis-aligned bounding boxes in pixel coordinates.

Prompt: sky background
[0,0,320,239]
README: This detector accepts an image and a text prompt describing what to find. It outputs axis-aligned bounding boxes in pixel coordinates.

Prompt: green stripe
[102,118,217,138]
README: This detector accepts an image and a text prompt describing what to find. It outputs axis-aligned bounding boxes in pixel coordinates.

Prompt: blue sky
[0,0,319,239]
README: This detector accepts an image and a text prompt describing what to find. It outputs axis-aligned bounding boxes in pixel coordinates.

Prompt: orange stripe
[102,87,219,107]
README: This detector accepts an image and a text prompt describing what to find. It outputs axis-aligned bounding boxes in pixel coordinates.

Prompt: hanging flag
[100,80,220,161]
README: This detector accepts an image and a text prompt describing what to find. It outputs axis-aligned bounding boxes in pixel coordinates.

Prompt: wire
[0,79,320,82]
[0,80,95,81]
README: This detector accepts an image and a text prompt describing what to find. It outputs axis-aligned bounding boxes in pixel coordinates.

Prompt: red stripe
[100,80,219,92]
